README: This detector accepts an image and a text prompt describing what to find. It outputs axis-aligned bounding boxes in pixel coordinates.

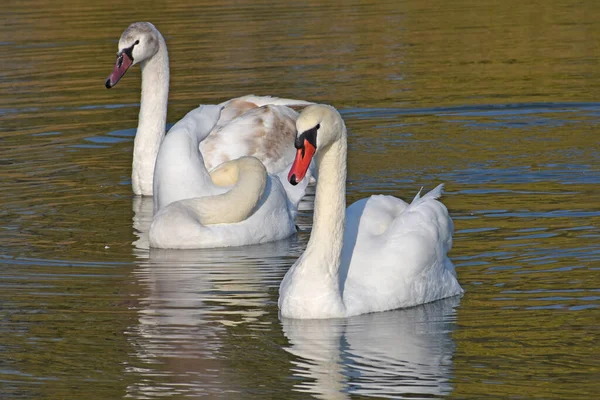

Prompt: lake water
[1,0,599,398]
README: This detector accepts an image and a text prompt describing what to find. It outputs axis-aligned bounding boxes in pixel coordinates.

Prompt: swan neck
[185,160,268,225]
[132,33,170,195]
[278,133,348,318]
[222,165,267,220]
[307,138,347,272]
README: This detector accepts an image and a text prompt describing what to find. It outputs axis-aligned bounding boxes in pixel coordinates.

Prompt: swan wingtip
[412,187,423,202]
[411,183,446,204]
[426,183,445,200]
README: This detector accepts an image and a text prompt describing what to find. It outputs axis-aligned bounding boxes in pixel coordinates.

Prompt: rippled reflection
[132,196,153,251]
[126,230,301,397]
[282,297,460,399]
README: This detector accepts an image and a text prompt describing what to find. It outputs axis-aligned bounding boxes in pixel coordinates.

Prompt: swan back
[219,94,313,110]
[201,104,298,173]
[341,185,461,316]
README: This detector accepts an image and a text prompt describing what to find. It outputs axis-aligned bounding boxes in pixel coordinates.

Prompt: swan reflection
[127,196,304,397]
[132,195,153,251]
[282,296,460,399]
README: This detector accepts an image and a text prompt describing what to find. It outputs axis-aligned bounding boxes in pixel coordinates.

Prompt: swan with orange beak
[288,104,344,186]
[279,104,462,319]
[288,124,318,185]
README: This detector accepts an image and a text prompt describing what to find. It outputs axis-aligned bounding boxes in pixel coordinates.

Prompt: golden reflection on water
[1,0,599,399]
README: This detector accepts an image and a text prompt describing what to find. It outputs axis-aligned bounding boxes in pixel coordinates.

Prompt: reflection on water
[132,196,153,251]
[283,298,459,399]
[126,238,301,398]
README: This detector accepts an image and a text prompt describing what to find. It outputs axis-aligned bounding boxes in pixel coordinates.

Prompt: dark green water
[1,0,599,398]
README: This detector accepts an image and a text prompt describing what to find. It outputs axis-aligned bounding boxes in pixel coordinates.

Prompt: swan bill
[105,52,134,88]
[288,140,316,185]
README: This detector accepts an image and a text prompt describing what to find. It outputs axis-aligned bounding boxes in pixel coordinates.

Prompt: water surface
[1,0,599,398]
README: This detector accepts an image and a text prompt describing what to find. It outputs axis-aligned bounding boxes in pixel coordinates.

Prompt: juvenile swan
[278,105,463,319]
[148,105,296,249]
[106,22,313,198]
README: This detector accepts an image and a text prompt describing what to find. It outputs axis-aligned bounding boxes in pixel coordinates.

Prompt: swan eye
[295,125,319,149]
[121,42,136,61]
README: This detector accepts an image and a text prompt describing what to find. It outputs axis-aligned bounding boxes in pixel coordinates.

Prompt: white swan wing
[153,105,226,212]
[169,104,225,141]
[342,185,463,316]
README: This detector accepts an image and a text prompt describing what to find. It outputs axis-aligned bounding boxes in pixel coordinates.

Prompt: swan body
[106,22,313,197]
[148,105,296,249]
[278,105,463,319]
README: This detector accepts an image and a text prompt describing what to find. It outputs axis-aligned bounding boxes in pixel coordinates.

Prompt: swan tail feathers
[409,183,444,206]
[422,183,445,200]
[412,187,423,203]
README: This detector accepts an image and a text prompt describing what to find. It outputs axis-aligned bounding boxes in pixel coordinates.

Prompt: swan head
[209,156,267,187]
[105,22,161,88]
[288,104,344,185]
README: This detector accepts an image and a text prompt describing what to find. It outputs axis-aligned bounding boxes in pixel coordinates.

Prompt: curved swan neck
[212,161,267,222]
[183,158,268,225]
[152,104,223,212]
[132,31,169,196]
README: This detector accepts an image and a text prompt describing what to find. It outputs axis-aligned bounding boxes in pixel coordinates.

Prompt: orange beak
[288,139,316,185]
[105,52,134,88]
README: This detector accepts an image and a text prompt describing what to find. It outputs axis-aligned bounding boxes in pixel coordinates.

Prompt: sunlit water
[2,0,599,399]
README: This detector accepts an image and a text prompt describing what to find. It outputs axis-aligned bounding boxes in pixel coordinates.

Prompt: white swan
[148,104,296,249]
[279,104,464,319]
[105,21,313,197]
